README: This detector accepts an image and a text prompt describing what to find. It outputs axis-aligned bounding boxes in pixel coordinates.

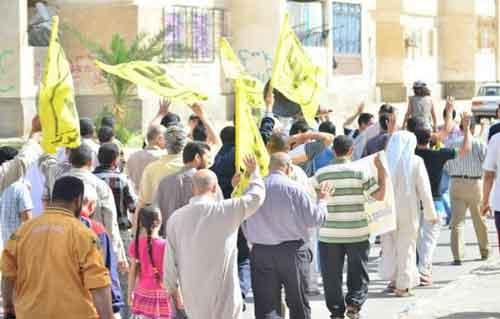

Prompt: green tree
[64,25,165,120]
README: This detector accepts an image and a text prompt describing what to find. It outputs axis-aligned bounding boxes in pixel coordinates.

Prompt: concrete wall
[0,0,497,138]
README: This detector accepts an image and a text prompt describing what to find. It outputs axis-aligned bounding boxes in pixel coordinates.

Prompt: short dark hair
[69,144,93,168]
[97,126,114,144]
[358,113,374,127]
[0,146,19,166]
[415,128,432,145]
[289,120,310,136]
[379,113,391,131]
[98,143,120,166]
[379,104,395,115]
[318,121,336,135]
[220,126,235,145]
[182,142,210,164]
[407,117,428,133]
[443,108,457,120]
[101,115,116,129]
[333,135,354,157]
[268,133,289,153]
[79,118,95,137]
[189,115,200,123]
[160,112,181,128]
[192,123,208,142]
[52,176,85,203]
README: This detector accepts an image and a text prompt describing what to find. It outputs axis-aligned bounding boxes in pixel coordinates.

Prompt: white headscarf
[385,131,417,195]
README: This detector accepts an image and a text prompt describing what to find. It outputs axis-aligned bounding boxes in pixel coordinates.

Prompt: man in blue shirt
[243,152,331,319]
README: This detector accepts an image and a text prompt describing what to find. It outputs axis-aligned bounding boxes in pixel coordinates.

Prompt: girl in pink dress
[128,206,180,319]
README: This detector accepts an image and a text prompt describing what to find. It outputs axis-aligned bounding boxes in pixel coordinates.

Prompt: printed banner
[232,78,270,196]
[271,14,323,127]
[38,16,80,154]
[96,60,207,104]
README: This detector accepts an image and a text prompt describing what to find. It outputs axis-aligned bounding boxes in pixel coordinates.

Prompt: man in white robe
[164,157,265,319]
[379,131,437,296]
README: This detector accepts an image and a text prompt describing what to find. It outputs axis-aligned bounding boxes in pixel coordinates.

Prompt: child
[128,206,182,319]
[80,185,124,318]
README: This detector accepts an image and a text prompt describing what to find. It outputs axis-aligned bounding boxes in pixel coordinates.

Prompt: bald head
[192,169,218,196]
[267,133,289,154]
[146,124,167,149]
[269,152,292,173]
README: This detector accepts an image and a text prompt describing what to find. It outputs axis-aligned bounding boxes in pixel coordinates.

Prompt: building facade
[0,0,498,137]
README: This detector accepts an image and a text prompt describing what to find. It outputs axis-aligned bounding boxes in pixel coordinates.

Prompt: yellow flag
[219,38,246,80]
[219,38,269,196]
[232,78,270,196]
[38,16,80,154]
[95,60,207,104]
[219,38,265,109]
[271,14,323,127]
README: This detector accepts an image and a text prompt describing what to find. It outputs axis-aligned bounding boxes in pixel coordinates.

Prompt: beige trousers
[450,178,490,261]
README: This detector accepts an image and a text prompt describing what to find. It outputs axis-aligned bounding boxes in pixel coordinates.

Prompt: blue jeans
[439,172,452,224]
[238,257,252,299]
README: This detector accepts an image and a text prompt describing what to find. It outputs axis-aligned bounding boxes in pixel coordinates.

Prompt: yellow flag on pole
[271,14,323,127]
[232,78,270,196]
[95,60,207,104]
[38,16,80,154]
[219,38,269,196]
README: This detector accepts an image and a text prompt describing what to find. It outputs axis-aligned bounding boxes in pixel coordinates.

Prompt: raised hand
[158,99,171,116]
[317,182,334,200]
[243,155,257,176]
[357,101,365,114]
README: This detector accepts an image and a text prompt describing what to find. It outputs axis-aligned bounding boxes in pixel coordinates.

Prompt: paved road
[242,216,499,319]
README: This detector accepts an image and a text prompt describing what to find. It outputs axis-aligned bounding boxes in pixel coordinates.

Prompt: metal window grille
[288,1,326,47]
[332,2,361,55]
[163,6,224,63]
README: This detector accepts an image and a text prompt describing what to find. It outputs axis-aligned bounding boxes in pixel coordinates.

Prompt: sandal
[419,274,433,287]
[382,282,396,293]
[394,288,414,297]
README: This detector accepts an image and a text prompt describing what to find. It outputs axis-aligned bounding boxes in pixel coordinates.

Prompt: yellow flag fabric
[218,38,269,196]
[219,38,246,80]
[232,78,270,196]
[219,38,265,109]
[38,16,80,154]
[95,60,207,104]
[271,14,323,127]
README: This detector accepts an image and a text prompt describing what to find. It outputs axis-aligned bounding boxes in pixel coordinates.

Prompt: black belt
[451,175,481,180]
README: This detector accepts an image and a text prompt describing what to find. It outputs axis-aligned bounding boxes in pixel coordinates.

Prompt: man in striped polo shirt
[312,135,387,319]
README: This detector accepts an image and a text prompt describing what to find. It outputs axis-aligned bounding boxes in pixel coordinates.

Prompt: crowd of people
[0,80,499,319]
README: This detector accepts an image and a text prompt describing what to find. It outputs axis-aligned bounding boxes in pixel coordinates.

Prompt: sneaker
[452,260,462,266]
[346,306,360,319]
[481,254,489,261]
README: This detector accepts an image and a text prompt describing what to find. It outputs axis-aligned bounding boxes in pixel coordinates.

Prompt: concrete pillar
[226,0,286,85]
[438,0,477,99]
[374,0,407,102]
[0,0,38,137]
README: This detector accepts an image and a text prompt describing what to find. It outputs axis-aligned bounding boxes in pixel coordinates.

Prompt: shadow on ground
[436,312,500,319]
